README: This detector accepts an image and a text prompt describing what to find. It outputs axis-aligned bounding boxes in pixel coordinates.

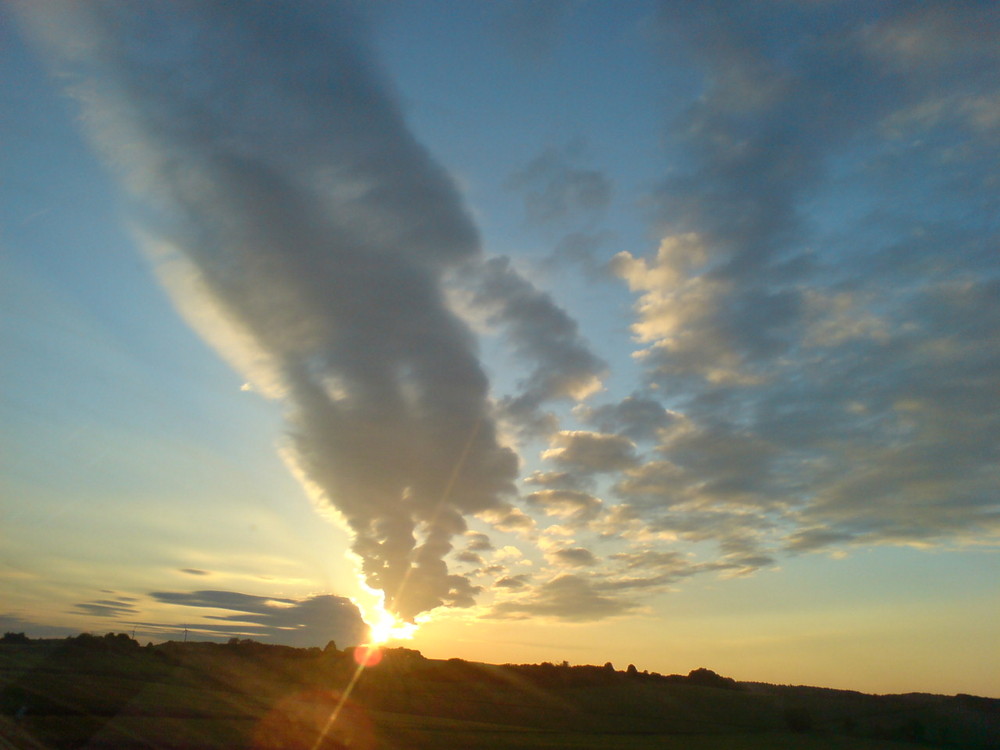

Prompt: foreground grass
[1,638,994,749]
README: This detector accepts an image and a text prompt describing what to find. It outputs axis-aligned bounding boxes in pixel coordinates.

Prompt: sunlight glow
[353,584,420,646]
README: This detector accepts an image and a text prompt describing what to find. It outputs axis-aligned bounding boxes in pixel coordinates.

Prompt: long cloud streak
[21,1,521,621]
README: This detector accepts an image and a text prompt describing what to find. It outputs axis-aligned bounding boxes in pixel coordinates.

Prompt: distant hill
[2,633,997,749]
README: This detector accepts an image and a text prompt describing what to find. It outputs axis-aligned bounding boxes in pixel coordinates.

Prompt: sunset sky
[2,1,998,698]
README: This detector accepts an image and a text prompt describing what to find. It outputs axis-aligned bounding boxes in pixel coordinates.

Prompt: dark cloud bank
[19,1,1000,627]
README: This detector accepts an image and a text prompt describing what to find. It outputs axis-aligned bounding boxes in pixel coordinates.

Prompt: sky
[1,0,998,697]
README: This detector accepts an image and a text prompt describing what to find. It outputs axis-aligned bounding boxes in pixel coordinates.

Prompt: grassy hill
[1,634,997,749]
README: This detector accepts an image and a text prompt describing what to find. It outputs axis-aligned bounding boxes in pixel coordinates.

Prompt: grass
[1,640,993,749]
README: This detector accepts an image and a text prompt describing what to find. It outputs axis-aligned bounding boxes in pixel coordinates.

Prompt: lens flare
[352,643,383,667]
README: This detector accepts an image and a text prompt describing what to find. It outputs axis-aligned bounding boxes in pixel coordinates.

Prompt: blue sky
[2,1,998,696]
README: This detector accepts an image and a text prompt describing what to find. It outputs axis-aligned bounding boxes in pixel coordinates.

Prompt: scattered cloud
[542,431,638,474]
[465,532,494,552]
[596,0,1000,559]
[494,574,531,590]
[547,230,615,279]
[548,547,597,568]
[507,142,612,225]
[526,489,602,523]
[576,394,675,443]
[71,598,140,619]
[464,256,606,436]
[523,470,588,491]
[15,1,999,631]
[454,550,484,566]
[488,574,636,622]
[480,505,537,535]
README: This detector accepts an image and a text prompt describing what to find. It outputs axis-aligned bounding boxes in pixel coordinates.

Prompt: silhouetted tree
[686,667,739,690]
[1,632,30,644]
[626,663,638,676]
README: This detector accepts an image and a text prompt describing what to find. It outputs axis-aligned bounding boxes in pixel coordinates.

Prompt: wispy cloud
[465,256,606,436]
[488,574,636,622]
[149,590,368,648]
[507,142,613,225]
[72,598,139,619]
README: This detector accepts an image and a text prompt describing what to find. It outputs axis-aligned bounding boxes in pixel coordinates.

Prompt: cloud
[149,590,368,648]
[464,532,494,552]
[16,0,999,631]
[609,548,686,572]
[488,574,635,622]
[526,489,602,523]
[548,547,597,568]
[507,142,613,225]
[179,568,210,577]
[542,431,638,474]
[24,1,522,621]
[547,230,615,279]
[577,394,675,443]
[464,256,606,435]
[71,598,140,618]
[601,0,1000,555]
[454,550,484,566]
[523,470,588,491]
[479,505,537,535]
[494,574,531,590]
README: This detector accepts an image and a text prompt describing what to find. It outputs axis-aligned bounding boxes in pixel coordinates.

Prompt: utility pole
[183,628,188,643]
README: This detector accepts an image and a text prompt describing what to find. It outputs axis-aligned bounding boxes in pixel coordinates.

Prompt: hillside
[1,634,997,749]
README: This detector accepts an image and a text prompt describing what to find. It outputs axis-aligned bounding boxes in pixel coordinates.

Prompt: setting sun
[366,608,418,646]
[353,585,419,646]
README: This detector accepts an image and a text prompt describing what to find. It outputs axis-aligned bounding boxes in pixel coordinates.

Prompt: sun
[353,584,420,646]
[366,607,418,646]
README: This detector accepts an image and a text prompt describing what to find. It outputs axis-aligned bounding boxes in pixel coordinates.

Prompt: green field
[1,637,996,749]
